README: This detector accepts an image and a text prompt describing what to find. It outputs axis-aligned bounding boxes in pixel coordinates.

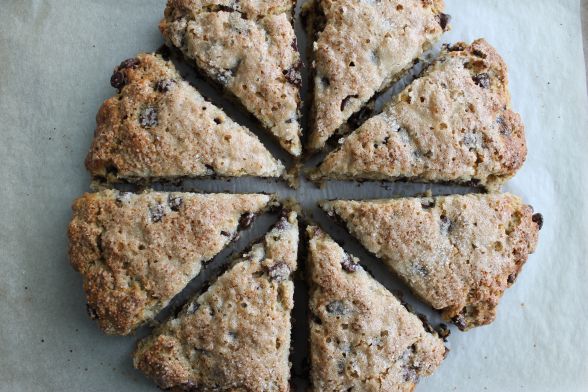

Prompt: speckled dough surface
[85,53,284,182]
[307,226,446,391]
[305,0,447,151]
[311,39,526,190]
[160,0,302,156]
[321,193,542,330]
[134,211,299,391]
[68,190,273,335]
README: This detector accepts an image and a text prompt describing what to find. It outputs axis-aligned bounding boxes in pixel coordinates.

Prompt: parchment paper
[1,0,587,390]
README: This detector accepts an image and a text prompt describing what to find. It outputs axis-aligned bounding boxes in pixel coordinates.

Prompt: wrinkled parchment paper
[1,0,587,390]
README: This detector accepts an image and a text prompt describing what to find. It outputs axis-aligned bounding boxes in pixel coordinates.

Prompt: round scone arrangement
[67,1,543,390]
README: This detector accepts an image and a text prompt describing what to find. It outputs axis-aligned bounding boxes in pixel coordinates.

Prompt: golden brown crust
[307,0,447,151]
[68,190,273,335]
[307,226,446,391]
[85,53,284,181]
[134,212,299,391]
[321,193,541,330]
[160,0,302,156]
[311,39,526,191]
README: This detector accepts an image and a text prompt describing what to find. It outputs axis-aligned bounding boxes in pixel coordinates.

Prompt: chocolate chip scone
[160,0,302,156]
[321,193,542,330]
[310,39,526,191]
[307,226,446,391]
[304,0,448,152]
[85,53,284,183]
[68,190,274,335]
[134,211,298,391]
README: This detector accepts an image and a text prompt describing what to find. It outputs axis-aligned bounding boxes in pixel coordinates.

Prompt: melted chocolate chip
[436,324,451,342]
[445,43,466,52]
[291,37,298,52]
[149,204,165,223]
[110,71,127,91]
[340,94,359,111]
[439,215,452,234]
[168,195,183,212]
[274,217,288,231]
[217,4,234,12]
[139,107,158,128]
[341,253,359,273]
[472,73,491,89]
[507,273,517,284]
[326,300,350,316]
[156,79,176,92]
[283,65,302,88]
[473,49,487,59]
[452,314,467,331]
[86,304,98,320]
[119,58,140,69]
[268,262,290,282]
[435,13,451,30]
[320,76,330,88]
[239,212,256,229]
[532,213,543,230]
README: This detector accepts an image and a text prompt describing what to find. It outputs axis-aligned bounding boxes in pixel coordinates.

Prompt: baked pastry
[304,0,448,151]
[85,53,284,183]
[160,0,302,156]
[310,39,526,191]
[307,226,446,391]
[134,211,298,390]
[68,189,274,335]
[321,193,542,330]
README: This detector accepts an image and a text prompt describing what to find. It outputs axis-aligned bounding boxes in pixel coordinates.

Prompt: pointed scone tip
[160,0,303,156]
[85,52,285,183]
[320,193,542,330]
[67,189,275,335]
[134,211,299,390]
[305,0,448,152]
[310,38,526,191]
[306,226,446,390]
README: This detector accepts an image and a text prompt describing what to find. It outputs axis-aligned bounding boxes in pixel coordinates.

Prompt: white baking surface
[1,0,587,391]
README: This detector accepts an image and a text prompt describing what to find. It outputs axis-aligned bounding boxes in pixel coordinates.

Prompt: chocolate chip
[451,314,467,331]
[156,78,176,92]
[168,195,183,212]
[445,43,466,52]
[473,49,487,59]
[149,204,165,223]
[239,212,256,229]
[268,262,290,282]
[497,116,511,136]
[439,215,452,234]
[436,324,451,341]
[274,217,288,231]
[325,300,350,316]
[119,58,140,69]
[139,107,158,128]
[507,273,517,284]
[110,71,127,90]
[472,73,491,88]
[283,66,302,88]
[435,13,451,30]
[86,304,98,320]
[421,199,436,209]
[221,231,231,237]
[310,313,322,325]
[217,4,234,12]
[320,76,330,88]
[532,213,543,230]
[291,37,298,52]
[340,94,359,111]
[341,253,359,273]
[155,44,171,60]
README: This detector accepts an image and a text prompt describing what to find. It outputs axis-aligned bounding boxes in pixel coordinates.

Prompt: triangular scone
[85,53,284,182]
[160,1,302,156]
[311,39,526,191]
[134,211,299,390]
[321,194,542,330]
[68,190,274,335]
[307,226,446,391]
[304,0,448,151]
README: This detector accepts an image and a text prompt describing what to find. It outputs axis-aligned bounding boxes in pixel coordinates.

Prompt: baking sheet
[1,0,587,390]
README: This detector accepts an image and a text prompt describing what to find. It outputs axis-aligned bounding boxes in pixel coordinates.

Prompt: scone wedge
[134,211,299,391]
[68,190,274,335]
[86,53,284,183]
[304,0,449,151]
[311,39,526,191]
[321,194,542,330]
[307,226,446,391]
[160,0,303,156]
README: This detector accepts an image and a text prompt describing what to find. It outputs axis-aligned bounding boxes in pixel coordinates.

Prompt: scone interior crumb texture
[307,226,446,391]
[67,189,274,335]
[133,211,298,391]
[321,193,542,330]
[311,39,527,191]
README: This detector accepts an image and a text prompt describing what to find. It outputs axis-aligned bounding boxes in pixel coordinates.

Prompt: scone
[307,226,446,391]
[304,0,448,151]
[85,53,284,183]
[134,211,299,391]
[321,194,542,330]
[310,39,526,191]
[160,0,302,156]
[68,190,274,335]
